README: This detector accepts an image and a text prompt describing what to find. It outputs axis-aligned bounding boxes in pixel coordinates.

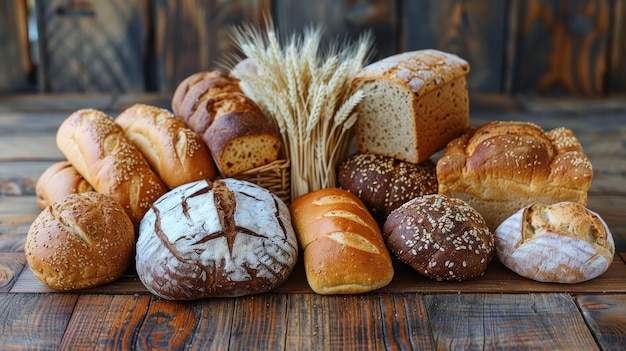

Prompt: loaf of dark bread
[384,194,494,281]
[135,178,298,300]
[337,153,438,217]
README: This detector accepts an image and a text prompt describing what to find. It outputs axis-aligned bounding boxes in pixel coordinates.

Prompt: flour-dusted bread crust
[115,103,217,188]
[25,192,135,290]
[289,188,394,295]
[56,109,168,228]
[383,194,494,281]
[495,202,615,283]
[353,49,470,163]
[437,120,593,231]
[337,153,438,217]
[36,161,94,210]
[136,178,298,300]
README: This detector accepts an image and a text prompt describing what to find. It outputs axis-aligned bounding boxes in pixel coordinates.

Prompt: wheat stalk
[231,21,372,200]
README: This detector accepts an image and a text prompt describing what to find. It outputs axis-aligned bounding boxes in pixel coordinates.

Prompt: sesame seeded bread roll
[289,188,394,294]
[35,161,94,210]
[337,153,438,219]
[437,120,593,231]
[25,192,135,290]
[56,109,168,228]
[115,103,217,189]
[353,49,470,163]
[383,194,495,281]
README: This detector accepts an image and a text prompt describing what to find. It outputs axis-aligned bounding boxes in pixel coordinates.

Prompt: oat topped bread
[437,120,593,231]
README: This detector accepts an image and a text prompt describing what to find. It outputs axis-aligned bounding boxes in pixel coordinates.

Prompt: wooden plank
[59,294,151,350]
[399,0,508,93]
[0,0,33,93]
[0,293,79,349]
[0,162,56,197]
[376,293,436,349]
[608,0,626,92]
[189,298,237,349]
[511,0,611,96]
[152,0,271,93]
[274,0,397,63]
[423,293,600,350]
[35,0,149,93]
[0,135,63,161]
[135,298,203,349]
[0,252,26,292]
[230,294,288,350]
[577,294,626,350]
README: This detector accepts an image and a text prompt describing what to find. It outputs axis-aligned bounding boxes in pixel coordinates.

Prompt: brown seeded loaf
[353,49,470,163]
[56,108,168,228]
[289,187,394,294]
[25,192,135,290]
[36,161,94,210]
[115,103,217,188]
[437,120,593,231]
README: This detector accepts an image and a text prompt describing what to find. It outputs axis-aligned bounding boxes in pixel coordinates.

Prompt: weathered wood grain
[424,293,600,350]
[376,293,436,350]
[188,297,237,349]
[0,252,26,292]
[229,294,289,350]
[152,0,270,93]
[0,293,79,349]
[608,0,626,93]
[274,0,397,63]
[135,298,202,350]
[59,294,151,350]
[0,0,33,93]
[400,0,508,93]
[35,0,149,93]
[577,294,626,350]
[511,0,611,96]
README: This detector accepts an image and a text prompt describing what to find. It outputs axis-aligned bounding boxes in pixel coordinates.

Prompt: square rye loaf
[353,49,470,164]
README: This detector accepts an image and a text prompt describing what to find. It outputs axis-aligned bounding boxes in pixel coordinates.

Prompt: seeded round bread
[337,153,438,217]
[25,192,135,290]
[383,194,495,281]
[35,161,94,210]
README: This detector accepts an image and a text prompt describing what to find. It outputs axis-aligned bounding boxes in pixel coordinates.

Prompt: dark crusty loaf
[437,120,593,231]
[384,194,494,281]
[115,103,217,188]
[337,153,438,217]
[135,178,298,300]
[353,49,470,163]
[289,187,394,294]
[36,161,94,210]
[56,108,168,228]
[25,192,135,290]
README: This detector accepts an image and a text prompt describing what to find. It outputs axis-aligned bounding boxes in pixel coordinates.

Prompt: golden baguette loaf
[56,108,168,227]
[289,187,394,294]
[437,120,593,231]
[35,161,94,210]
[115,103,217,188]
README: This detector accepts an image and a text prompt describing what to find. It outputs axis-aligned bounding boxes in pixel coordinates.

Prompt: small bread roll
[494,202,615,283]
[384,194,495,281]
[35,161,94,210]
[25,192,135,290]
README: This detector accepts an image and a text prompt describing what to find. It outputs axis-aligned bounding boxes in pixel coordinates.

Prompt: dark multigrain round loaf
[337,153,438,216]
[383,194,495,281]
[135,178,299,300]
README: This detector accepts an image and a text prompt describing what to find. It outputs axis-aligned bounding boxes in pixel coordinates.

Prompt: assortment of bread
[28,26,616,295]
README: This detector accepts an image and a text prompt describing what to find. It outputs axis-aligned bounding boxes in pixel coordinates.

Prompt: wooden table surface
[1,93,625,350]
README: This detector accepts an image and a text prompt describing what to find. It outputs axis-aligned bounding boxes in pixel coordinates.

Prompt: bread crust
[36,161,94,210]
[115,103,217,188]
[56,108,168,228]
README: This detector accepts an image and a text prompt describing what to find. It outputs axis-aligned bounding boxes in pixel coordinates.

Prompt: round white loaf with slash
[494,202,615,283]
[135,178,298,299]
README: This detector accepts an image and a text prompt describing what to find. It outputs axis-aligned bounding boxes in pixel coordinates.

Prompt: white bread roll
[56,109,168,228]
[437,120,593,231]
[495,202,615,283]
[115,103,217,189]
[35,161,94,210]
[289,187,394,294]
[25,192,135,290]
[353,49,470,163]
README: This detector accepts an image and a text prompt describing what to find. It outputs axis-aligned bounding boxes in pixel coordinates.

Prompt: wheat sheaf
[230,22,373,200]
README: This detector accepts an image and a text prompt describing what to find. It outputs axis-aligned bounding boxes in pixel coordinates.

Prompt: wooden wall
[0,0,624,96]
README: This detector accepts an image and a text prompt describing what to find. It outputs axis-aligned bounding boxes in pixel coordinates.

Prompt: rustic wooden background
[0,0,624,96]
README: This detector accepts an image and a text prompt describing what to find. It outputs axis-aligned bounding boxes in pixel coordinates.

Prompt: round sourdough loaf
[383,194,494,281]
[494,202,615,283]
[337,153,438,217]
[25,192,135,290]
[135,178,298,299]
